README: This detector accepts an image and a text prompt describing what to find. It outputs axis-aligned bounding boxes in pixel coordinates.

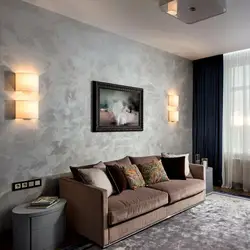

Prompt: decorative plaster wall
[0,0,192,232]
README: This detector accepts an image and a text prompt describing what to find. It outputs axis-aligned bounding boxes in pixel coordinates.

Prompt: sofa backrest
[68,155,161,178]
[104,156,131,166]
[129,155,161,165]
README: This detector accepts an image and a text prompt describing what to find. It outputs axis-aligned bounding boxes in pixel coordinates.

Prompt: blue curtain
[193,55,223,186]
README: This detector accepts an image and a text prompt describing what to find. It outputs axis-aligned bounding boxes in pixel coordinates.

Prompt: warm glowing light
[168,111,179,123]
[168,0,178,16]
[167,92,179,123]
[168,95,179,107]
[10,91,39,101]
[15,73,39,92]
[15,101,38,119]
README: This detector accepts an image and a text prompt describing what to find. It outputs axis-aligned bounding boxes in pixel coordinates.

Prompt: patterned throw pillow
[138,160,169,185]
[122,164,145,190]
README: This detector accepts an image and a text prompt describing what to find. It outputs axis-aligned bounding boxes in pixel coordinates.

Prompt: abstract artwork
[92,81,143,132]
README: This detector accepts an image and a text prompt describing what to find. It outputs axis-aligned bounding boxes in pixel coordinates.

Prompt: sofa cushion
[161,152,192,177]
[122,164,145,190]
[148,179,205,204]
[105,156,132,166]
[129,155,160,165]
[78,168,113,197]
[161,156,186,180]
[108,187,169,226]
[106,165,128,194]
[70,163,95,179]
[92,161,106,171]
[137,160,169,185]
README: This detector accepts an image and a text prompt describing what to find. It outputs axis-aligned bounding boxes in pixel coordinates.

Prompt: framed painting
[92,81,143,132]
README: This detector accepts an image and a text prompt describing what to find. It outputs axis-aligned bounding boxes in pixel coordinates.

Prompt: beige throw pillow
[93,161,106,171]
[78,168,113,197]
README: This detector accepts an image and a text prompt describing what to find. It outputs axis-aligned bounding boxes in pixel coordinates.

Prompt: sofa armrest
[190,164,205,180]
[59,177,108,247]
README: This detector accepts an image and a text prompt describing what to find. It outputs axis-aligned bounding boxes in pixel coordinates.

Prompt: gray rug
[66,193,250,250]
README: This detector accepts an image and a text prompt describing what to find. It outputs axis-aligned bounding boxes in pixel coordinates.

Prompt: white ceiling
[23,0,250,60]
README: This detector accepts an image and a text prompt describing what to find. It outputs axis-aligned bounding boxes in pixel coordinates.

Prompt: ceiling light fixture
[167,0,178,17]
[159,0,227,24]
[159,0,177,17]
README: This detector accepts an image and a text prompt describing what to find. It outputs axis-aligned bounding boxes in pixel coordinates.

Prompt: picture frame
[92,81,143,132]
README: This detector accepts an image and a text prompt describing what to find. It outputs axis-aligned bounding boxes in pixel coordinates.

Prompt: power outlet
[14,183,21,190]
[34,179,41,187]
[22,182,28,188]
[28,181,34,187]
[12,178,42,191]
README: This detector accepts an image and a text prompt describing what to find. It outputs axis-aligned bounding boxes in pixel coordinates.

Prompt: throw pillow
[122,164,145,190]
[137,160,169,185]
[106,165,128,194]
[161,153,191,177]
[78,168,113,197]
[70,161,106,181]
[93,161,106,171]
[70,166,82,182]
[161,156,186,180]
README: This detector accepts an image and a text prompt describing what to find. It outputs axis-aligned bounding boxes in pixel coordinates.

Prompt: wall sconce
[15,73,39,92]
[168,111,179,123]
[15,73,39,120]
[168,94,179,123]
[15,101,39,120]
[168,95,179,107]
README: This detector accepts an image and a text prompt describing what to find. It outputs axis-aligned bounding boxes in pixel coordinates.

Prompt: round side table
[12,199,66,250]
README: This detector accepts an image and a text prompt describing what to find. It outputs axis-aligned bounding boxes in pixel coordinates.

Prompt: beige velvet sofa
[59,155,206,248]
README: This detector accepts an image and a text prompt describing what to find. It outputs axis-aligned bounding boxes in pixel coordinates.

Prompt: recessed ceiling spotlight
[189,7,196,12]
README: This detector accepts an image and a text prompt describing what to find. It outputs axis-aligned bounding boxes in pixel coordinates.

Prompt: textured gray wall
[0,0,193,232]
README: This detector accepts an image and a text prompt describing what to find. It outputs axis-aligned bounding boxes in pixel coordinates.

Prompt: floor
[87,193,250,250]
[0,231,12,250]
[214,186,250,198]
[2,187,250,250]
[0,229,91,250]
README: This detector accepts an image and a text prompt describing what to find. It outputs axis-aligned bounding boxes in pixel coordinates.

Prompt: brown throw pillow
[106,165,128,194]
[161,156,186,180]
[70,166,82,182]
[138,160,169,185]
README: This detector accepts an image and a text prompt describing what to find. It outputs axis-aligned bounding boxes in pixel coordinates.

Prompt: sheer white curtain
[223,49,250,192]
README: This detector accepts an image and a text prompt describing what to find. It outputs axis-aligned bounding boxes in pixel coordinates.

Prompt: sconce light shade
[168,111,179,123]
[168,95,179,107]
[167,0,178,16]
[15,101,38,119]
[15,73,39,92]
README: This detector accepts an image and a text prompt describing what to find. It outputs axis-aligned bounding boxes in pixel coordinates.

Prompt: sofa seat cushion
[108,187,169,226]
[148,179,205,204]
